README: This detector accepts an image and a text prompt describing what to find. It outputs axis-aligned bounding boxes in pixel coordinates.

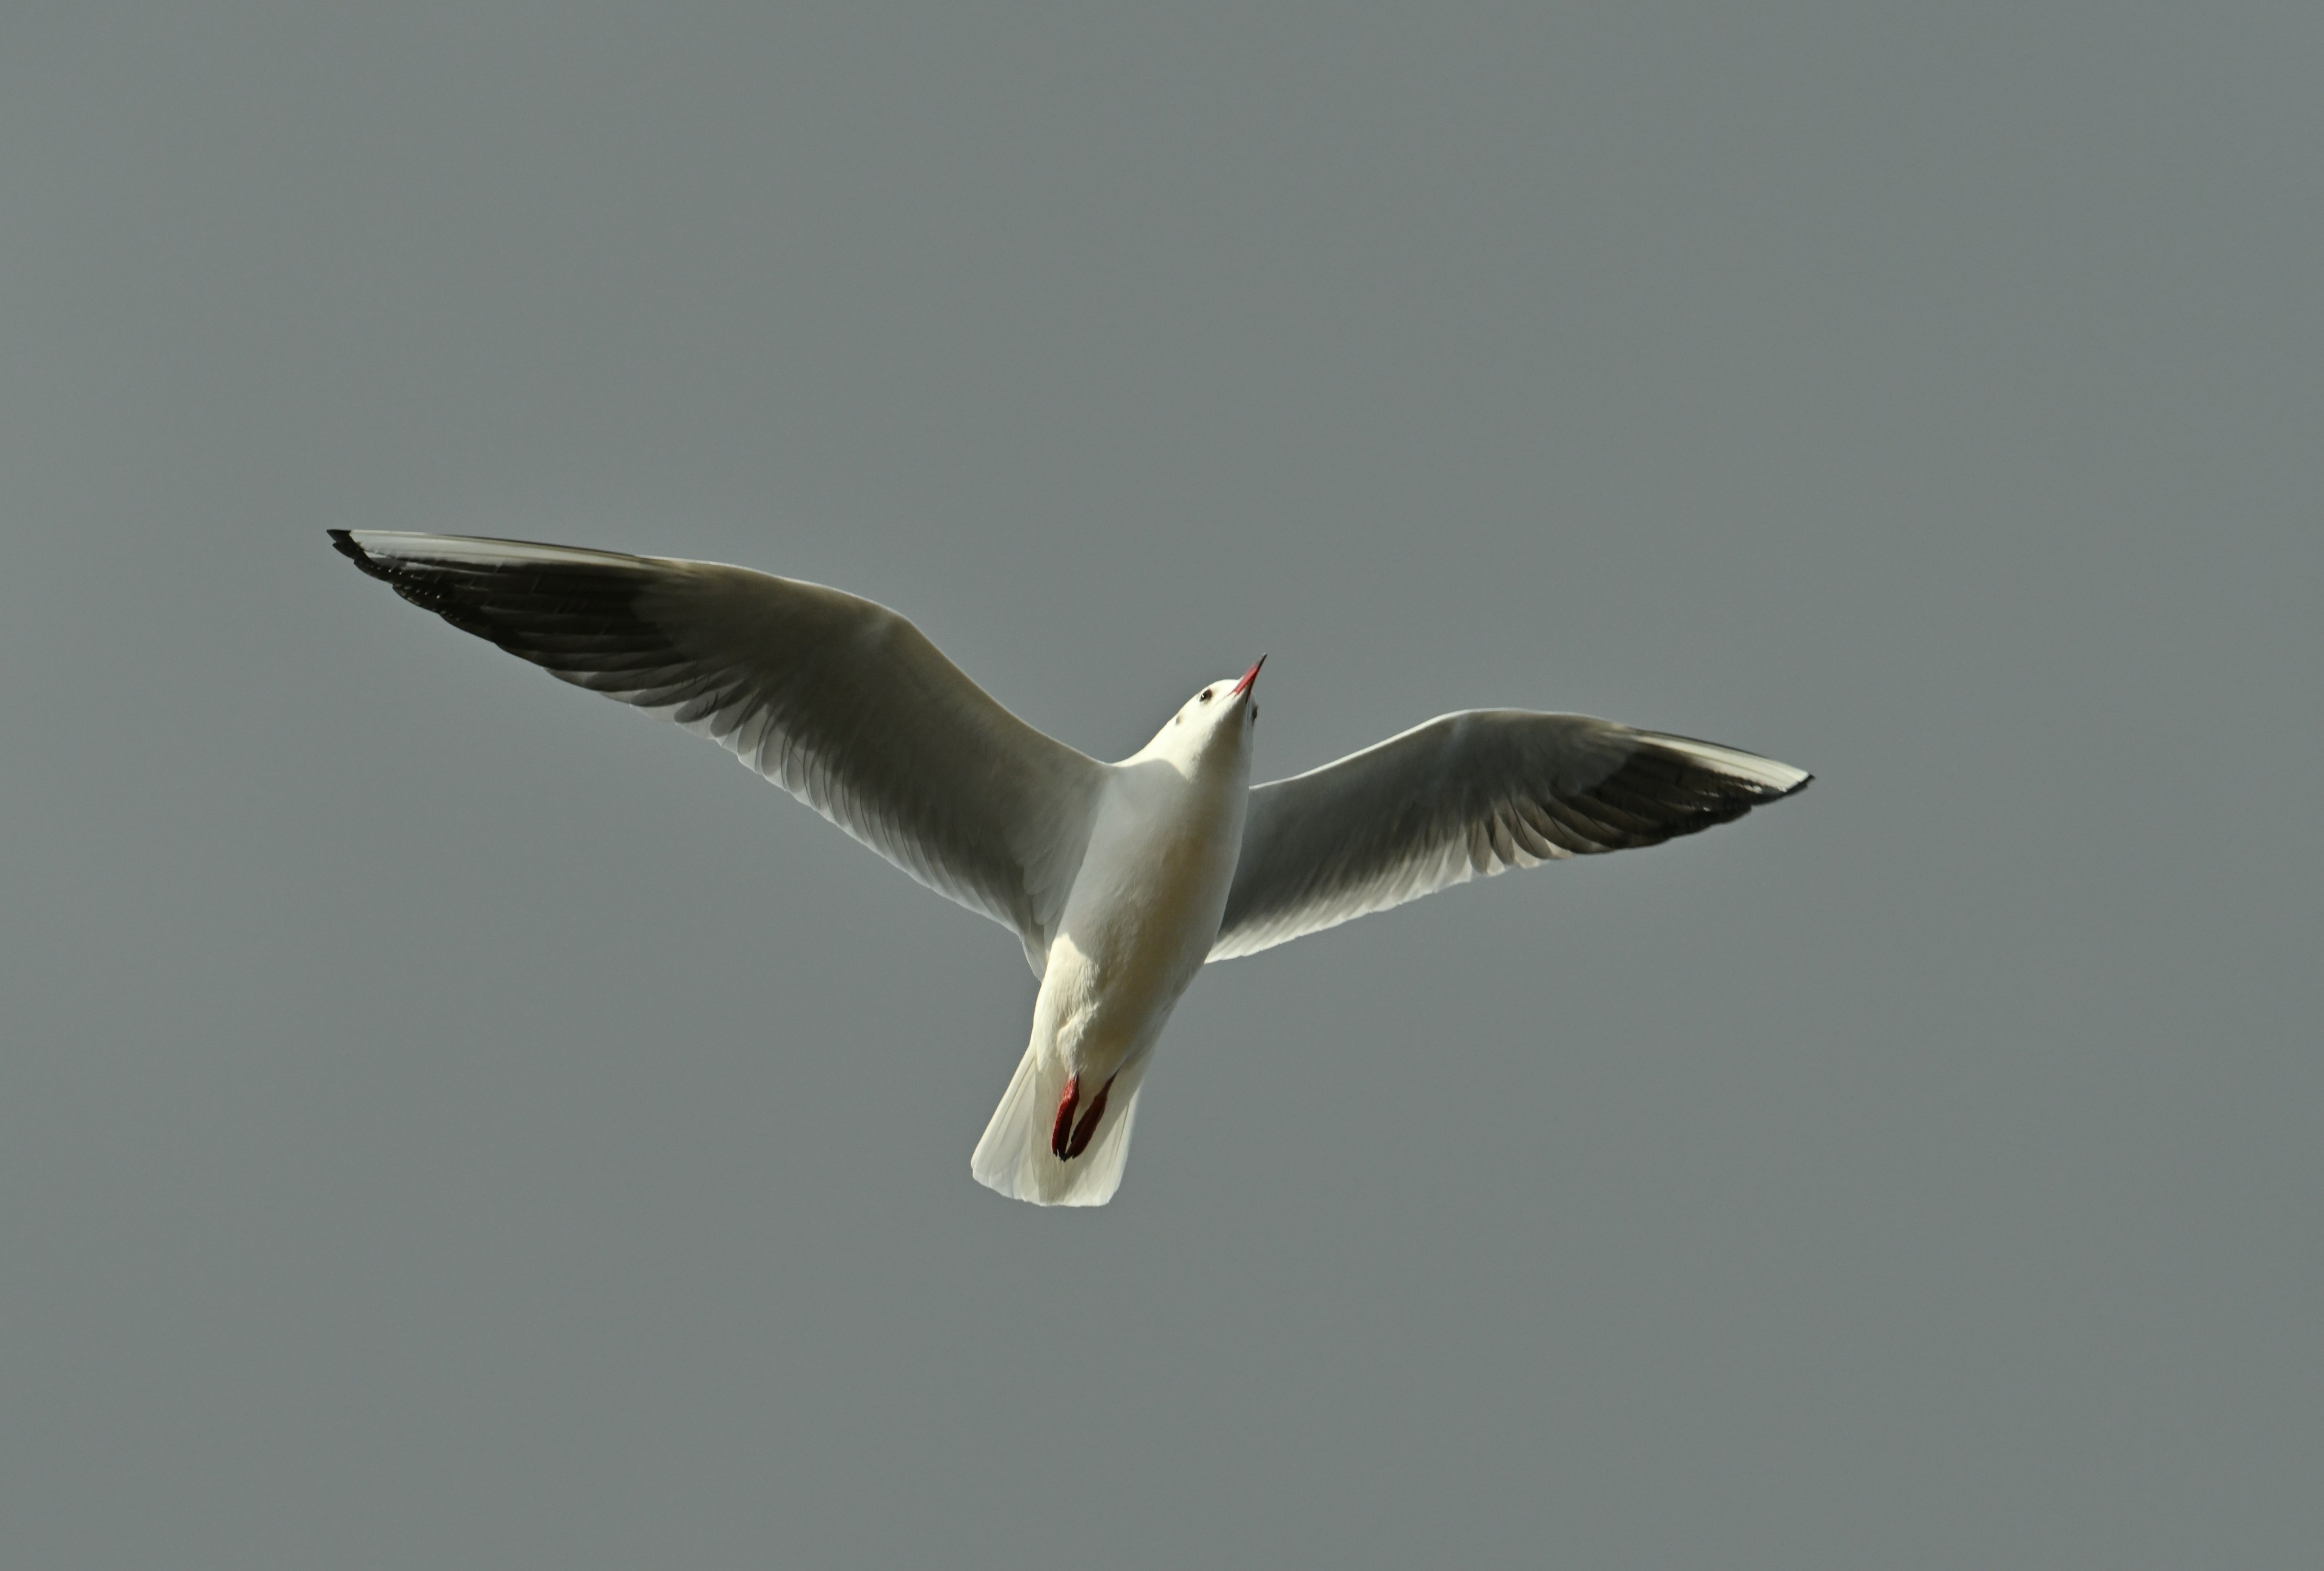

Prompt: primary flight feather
[331,530,1810,1206]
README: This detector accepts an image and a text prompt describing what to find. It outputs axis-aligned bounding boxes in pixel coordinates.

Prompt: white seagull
[331,531,1810,1206]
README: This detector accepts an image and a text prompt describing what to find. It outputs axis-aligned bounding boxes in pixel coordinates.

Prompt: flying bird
[330,531,1811,1206]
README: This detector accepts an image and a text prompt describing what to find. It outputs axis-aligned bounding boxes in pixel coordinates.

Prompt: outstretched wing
[1212,711,1809,960]
[332,530,1103,971]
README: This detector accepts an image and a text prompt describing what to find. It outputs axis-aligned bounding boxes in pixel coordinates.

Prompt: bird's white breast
[1032,755,1250,1084]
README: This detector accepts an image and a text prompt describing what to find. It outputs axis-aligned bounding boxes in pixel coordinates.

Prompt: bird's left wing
[1210,710,1809,960]
[332,530,1104,971]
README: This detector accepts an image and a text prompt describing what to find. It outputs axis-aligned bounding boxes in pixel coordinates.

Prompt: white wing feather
[1212,711,1810,960]
[333,530,1104,972]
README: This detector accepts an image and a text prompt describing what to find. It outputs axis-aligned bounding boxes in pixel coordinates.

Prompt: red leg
[1049,1074,1080,1160]
[1064,1073,1116,1161]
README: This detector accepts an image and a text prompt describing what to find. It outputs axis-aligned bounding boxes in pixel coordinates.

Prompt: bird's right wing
[331,531,1105,972]
[1211,711,1809,960]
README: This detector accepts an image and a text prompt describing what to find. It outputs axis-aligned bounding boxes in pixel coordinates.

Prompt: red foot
[1050,1075,1080,1159]
[1063,1073,1116,1161]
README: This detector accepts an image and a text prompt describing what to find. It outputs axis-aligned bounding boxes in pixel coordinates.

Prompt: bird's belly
[1038,816,1238,1078]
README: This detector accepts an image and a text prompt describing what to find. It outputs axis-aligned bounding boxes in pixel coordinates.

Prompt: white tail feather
[971,1042,1149,1207]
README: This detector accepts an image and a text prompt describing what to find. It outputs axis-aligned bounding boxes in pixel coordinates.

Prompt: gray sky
[2,4,2317,1566]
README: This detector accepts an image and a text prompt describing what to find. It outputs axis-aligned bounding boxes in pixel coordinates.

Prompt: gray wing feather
[332,530,1103,969]
[1211,710,1809,960]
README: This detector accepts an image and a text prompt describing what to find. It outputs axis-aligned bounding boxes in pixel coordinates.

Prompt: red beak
[1232,655,1266,697]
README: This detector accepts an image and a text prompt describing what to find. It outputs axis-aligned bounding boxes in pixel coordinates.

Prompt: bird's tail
[970,1042,1149,1207]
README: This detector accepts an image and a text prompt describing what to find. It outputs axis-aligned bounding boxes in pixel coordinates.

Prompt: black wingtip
[327,529,393,581]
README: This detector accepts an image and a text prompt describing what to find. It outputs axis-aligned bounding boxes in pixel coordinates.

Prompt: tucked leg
[1064,1073,1115,1161]
[1049,1074,1080,1160]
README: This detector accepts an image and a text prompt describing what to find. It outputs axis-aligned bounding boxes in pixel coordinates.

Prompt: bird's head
[1148,656,1264,772]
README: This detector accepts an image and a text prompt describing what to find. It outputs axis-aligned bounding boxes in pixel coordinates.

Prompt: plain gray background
[3,4,2317,1566]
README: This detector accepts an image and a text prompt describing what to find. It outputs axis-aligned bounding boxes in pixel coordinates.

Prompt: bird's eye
[1250,705,1258,720]
[1200,689,1214,703]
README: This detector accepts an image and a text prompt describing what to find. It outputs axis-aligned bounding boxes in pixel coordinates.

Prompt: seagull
[330,530,1811,1206]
